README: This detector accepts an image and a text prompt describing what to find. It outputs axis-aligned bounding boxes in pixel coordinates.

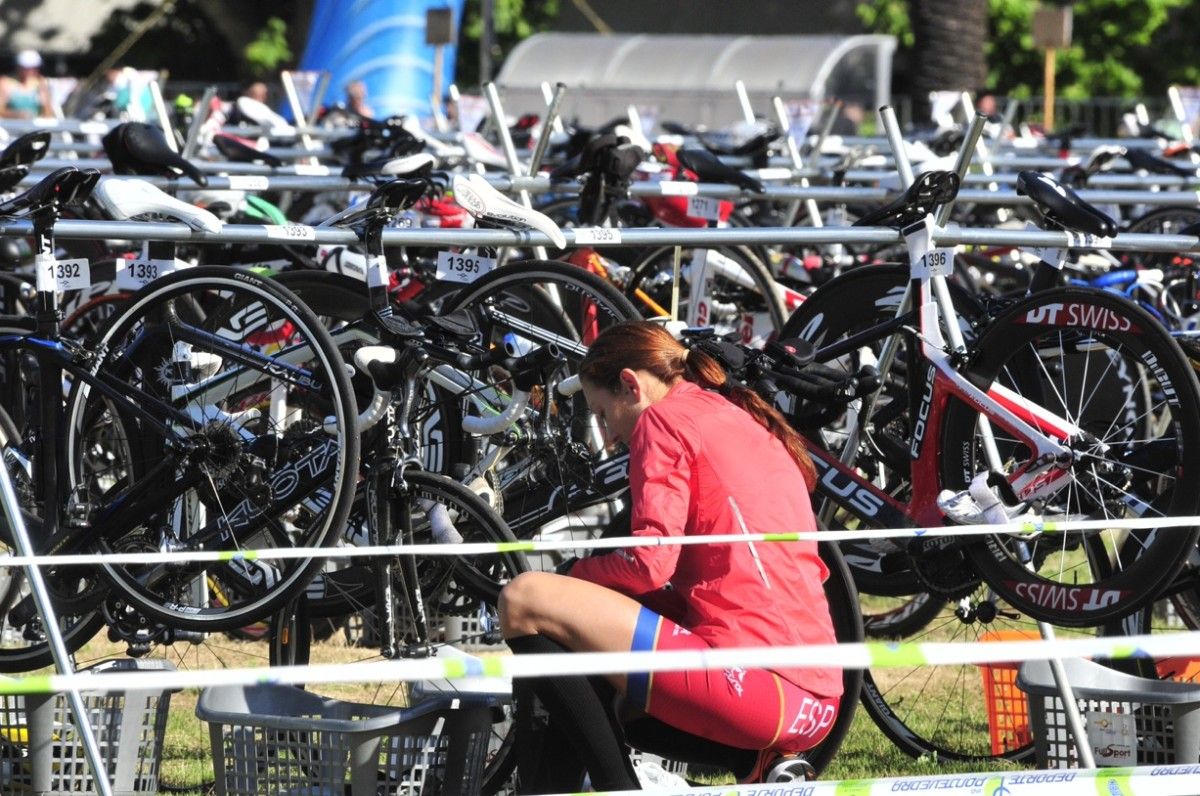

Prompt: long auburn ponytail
[579,321,817,490]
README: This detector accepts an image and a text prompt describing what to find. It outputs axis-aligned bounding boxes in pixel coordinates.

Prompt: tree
[857,0,1197,103]
[908,0,988,121]
[454,0,560,91]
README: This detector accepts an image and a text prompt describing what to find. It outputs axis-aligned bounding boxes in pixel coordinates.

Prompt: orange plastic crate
[978,630,1039,755]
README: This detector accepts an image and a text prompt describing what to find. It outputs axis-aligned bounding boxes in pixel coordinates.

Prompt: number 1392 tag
[436,250,496,284]
[35,254,90,292]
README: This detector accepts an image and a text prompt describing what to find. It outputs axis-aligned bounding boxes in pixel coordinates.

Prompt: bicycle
[0,167,360,671]
[764,169,1200,760]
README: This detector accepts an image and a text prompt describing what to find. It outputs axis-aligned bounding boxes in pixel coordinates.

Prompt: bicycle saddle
[451,172,567,249]
[1016,171,1116,238]
[342,152,436,180]
[852,170,960,229]
[212,133,284,168]
[0,131,51,170]
[676,148,764,193]
[92,177,223,232]
[0,166,100,218]
[103,123,208,187]
[550,133,619,182]
[320,177,431,229]
[1124,147,1198,178]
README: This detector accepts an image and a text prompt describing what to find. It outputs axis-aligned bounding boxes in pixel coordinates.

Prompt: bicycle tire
[623,244,786,342]
[943,287,1200,626]
[434,260,640,537]
[0,399,107,672]
[63,266,360,631]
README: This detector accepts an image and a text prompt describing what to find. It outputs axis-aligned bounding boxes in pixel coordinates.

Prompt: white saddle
[451,173,566,250]
[380,152,438,176]
[93,177,223,233]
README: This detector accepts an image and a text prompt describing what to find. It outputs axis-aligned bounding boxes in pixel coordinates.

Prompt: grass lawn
[31,630,1032,795]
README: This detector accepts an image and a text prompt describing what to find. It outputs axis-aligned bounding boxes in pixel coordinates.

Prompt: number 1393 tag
[35,254,90,292]
[116,258,188,290]
[436,250,496,284]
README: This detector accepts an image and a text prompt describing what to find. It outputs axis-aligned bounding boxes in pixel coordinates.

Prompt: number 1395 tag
[436,250,496,284]
[35,254,90,292]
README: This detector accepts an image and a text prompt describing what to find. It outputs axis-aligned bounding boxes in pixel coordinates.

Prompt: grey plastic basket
[0,657,176,795]
[197,682,495,796]
[1017,657,1200,768]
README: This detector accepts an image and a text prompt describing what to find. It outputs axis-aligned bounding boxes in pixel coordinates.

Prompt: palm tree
[908,0,988,124]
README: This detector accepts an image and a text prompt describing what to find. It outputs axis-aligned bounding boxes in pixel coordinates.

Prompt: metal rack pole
[483,81,549,262]
[0,456,114,794]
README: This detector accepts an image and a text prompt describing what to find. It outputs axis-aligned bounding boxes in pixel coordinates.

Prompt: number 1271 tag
[35,254,90,292]
[436,251,496,284]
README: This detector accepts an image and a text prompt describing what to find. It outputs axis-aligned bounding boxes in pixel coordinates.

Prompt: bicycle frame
[809,216,1084,529]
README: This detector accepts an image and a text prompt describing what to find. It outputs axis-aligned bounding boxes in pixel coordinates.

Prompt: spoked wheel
[64,266,359,632]
[860,585,1088,762]
[623,245,785,345]
[943,288,1200,627]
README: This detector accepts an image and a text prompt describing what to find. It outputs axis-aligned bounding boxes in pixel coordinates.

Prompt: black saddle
[853,170,960,230]
[0,166,101,219]
[341,156,434,180]
[1016,171,1116,238]
[213,133,284,168]
[676,148,763,193]
[698,124,781,168]
[1124,147,1197,178]
[103,123,208,186]
[325,177,430,231]
[0,131,53,193]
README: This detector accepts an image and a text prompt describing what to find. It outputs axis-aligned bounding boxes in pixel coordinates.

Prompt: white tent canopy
[495,33,896,128]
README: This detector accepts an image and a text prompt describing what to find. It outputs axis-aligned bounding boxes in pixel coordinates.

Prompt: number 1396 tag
[920,248,955,278]
[35,254,90,292]
[436,250,496,284]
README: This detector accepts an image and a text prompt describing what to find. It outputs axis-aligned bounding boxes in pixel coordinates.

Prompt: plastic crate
[1017,657,1200,768]
[978,630,1037,755]
[197,682,495,795]
[0,658,176,795]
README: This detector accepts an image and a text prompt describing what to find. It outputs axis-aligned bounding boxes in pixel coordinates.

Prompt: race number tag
[115,258,189,290]
[293,164,331,176]
[1018,221,1065,269]
[659,181,699,196]
[366,254,388,288]
[573,227,622,245]
[919,248,955,278]
[228,175,270,191]
[436,250,496,284]
[264,224,317,242]
[35,254,90,292]
[686,196,722,222]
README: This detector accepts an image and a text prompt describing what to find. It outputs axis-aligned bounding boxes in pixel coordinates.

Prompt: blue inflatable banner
[300,0,464,120]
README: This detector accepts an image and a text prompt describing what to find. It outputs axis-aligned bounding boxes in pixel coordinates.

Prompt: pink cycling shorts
[627,607,840,753]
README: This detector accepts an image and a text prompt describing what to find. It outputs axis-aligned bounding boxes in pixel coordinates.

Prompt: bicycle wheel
[804,541,864,775]
[434,260,640,538]
[623,245,786,344]
[272,269,468,475]
[0,400,107,672]
[63,266,359,631]
[860,586,1093,762]
[942,287,1200,627]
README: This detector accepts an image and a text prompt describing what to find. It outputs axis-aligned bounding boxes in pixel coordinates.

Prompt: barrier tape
[542,766,1200,796]
[0,513,1196,568]
[2,630,1199,696]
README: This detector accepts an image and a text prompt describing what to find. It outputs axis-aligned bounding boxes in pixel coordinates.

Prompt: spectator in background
[345,81,374,119]
[0,50,54,119]
[241,81,269,104]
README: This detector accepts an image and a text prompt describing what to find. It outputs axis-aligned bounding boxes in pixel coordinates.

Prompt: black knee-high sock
[507,634,640,794]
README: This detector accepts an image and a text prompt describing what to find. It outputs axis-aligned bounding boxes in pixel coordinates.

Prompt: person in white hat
[0,50,53,119]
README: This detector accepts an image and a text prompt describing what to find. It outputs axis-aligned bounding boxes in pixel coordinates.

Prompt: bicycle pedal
[766,755,816,783]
